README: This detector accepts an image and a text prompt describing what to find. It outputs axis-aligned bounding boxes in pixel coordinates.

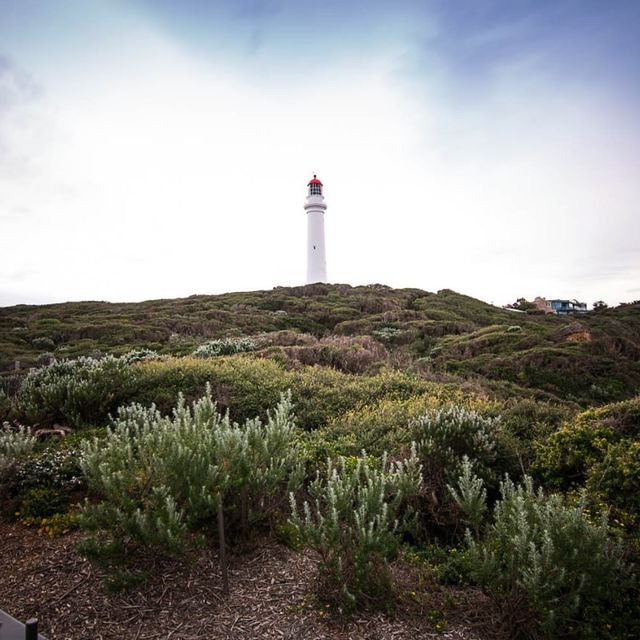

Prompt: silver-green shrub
[0,423,36,477]
[447,455,486,535]
[17,356,137,426]
[290,447,422,608]
[79,387,301,554]
[457,472,630,638]
[193,337,256,358]
[120,348,163,364]
[412,405,499,482]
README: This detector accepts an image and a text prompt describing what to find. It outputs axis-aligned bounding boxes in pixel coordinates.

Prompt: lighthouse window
[310,183,322,195]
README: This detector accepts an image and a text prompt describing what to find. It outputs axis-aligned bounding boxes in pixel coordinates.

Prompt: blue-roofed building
[548,299,588,315]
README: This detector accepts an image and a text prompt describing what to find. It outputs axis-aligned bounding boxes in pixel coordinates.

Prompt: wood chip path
[1,522,501,640]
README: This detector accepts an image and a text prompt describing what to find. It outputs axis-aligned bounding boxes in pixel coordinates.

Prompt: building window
[310,183,322,195]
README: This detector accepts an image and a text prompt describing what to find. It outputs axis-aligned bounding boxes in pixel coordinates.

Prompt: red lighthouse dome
[308,174,323,195]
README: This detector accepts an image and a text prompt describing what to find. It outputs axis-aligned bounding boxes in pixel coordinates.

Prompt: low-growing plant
[79,387,303,582]
[13,447,84,490]
[289,448,422,610]
[456,472,637,639]
[16,486,69,519]
[193,337,256,358]
[319,391,489,457]
[20,511,79,538]
[16,356,137,426]
[132,356,437,430]
[412,404,500,485]
[0,389,12,421]
[283,335,387,374]
[32,336,56,350]
[372,326,401,342]
[533,396,640,523]
[120,348,162,364]
[0,423,36,477]
[447,455,486,535]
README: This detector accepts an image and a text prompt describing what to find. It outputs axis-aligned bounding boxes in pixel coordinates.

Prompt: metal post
[25,618,38,640]
[217,493,229,596]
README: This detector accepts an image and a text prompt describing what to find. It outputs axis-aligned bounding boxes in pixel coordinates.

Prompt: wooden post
[25,618,38,640]
[240,487,248,539]
[217,493,229,596]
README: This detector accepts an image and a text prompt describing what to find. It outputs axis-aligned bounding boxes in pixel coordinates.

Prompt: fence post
[25,618,38,640]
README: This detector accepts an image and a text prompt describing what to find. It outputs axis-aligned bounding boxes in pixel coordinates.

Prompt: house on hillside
[535,297,587,315]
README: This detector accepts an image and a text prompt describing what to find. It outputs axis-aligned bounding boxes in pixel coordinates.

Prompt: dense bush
[132,356,437,430]
[120,348,162,364]
[17,486,69,519]
[0,424,36,477]
[131,356,290,424]
[317,391,477,457]
[533,396,640,519]
[290,449,422,609]
[193,337,256,358]
[0,389,12,422]
[32,336,56,351]
[413,405,501,485]
[79,388,302,558]
[282,335,387,374]
[16,356,137,426]
[13,447,84,491]
[455,472,636,639]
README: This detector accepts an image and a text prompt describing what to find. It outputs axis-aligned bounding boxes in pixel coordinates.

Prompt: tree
[506,298,537,312]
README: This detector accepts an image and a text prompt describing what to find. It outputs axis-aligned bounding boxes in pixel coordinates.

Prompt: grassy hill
[2,283,639,405]
[2,284,640,639]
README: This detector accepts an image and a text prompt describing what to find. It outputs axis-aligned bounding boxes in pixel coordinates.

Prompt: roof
[308,174,323,185]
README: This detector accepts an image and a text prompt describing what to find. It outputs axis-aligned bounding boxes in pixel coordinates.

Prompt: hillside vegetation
[1,284,639,640]
[2,284,639,405]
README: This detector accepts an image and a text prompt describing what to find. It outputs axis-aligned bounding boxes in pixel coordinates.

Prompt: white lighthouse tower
[305,174,328,283]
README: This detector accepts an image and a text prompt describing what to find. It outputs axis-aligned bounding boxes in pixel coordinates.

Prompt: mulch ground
[0,522,504,640]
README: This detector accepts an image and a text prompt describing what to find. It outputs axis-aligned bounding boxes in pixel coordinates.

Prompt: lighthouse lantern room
[305,174,328,284]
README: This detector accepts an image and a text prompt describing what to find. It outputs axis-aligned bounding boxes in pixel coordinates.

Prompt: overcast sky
[1,0,639,307]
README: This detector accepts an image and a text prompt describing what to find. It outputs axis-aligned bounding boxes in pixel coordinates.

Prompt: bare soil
[1,522,503,640]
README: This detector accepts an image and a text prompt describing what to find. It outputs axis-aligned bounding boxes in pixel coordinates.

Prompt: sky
[1,0,639,308]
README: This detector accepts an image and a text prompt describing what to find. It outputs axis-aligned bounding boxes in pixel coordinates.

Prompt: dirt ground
[0,522,501,640]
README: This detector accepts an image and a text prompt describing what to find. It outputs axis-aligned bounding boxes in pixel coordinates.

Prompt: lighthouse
[305,174,328,284]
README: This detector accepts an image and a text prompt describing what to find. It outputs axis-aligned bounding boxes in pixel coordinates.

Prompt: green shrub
[412,404,501,485]
[133,356,436,430]
[447,456,486,535]
[457,473,636,639]
[79,387,302,558]
[32,336,56,350]
[372,326,401,342]
[132,356,290,423]
[0,389,12,422]
[120,348,162,364]
[0,423,36,477]
[16,356,137,426]
[282,335,387,373]
[20,511,79,538]
[193,337,256,358]
[500,398,574,442]
[290,449,422,609]
[533,396,640,518]
[13,447,84,490]
[292,367,442,431]
[17,486,69,519]
[320,392,496,458]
